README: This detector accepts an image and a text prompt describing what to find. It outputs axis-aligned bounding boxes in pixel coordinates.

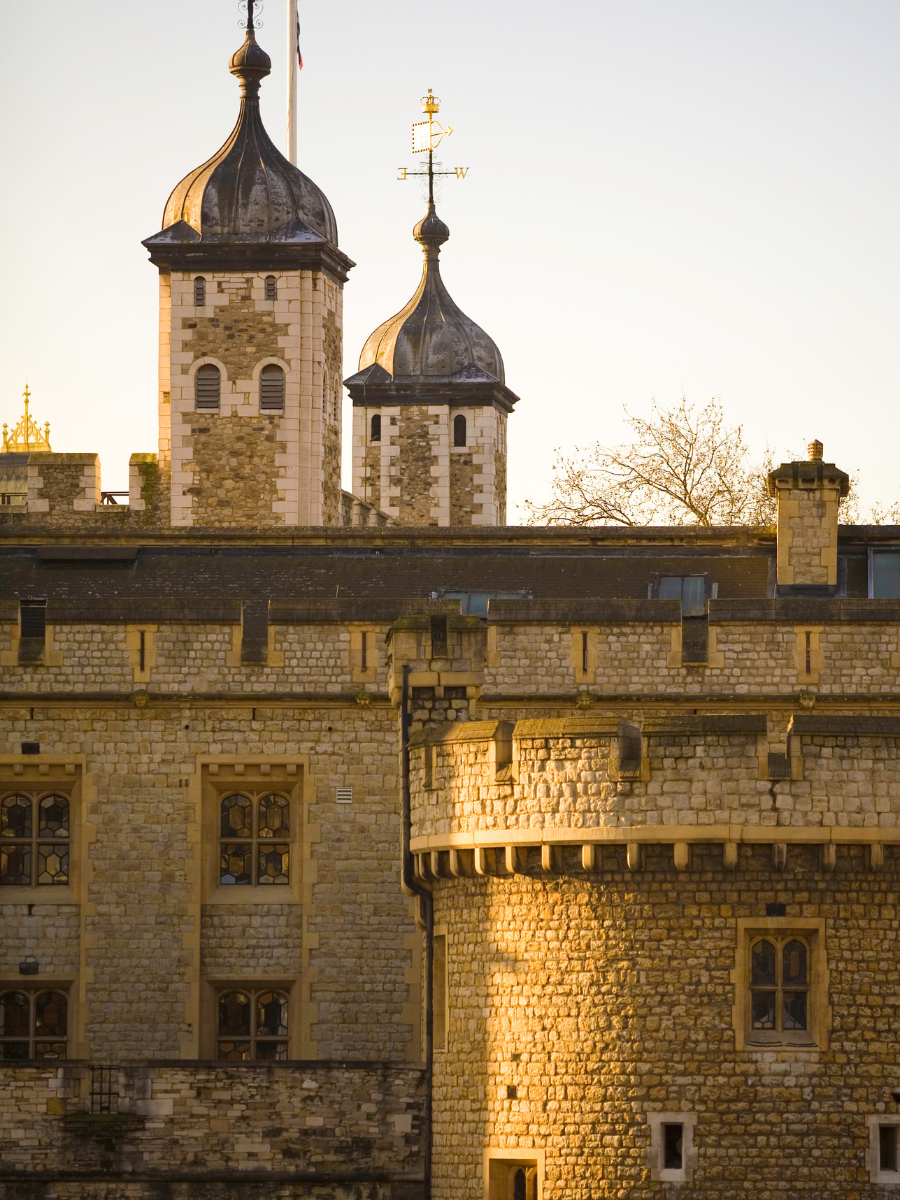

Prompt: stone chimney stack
[766,440,850,590]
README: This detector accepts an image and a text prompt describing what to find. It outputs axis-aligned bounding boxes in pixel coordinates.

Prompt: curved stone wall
[412,720,900,1198]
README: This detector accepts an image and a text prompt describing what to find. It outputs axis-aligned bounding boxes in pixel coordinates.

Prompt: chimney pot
[808,440,824,462]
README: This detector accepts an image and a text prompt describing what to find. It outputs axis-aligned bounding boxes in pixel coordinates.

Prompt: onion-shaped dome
[355,203,505,384]
[150,23,337,246]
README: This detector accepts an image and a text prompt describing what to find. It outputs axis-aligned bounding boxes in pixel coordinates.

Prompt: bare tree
[524,396,776,527]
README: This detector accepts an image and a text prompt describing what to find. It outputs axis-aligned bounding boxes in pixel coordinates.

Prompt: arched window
[264,275,277,301]
[219,792,289,885]
[748,935,812,1044]
[217,987,288,1060]
[514,1170,527,1200]
[193,276,206,306]
[1,791,69,886]
[259,364,285,411]
[195,364,221,411]
[0,989,68,1058]
[453,413,467,447]
[370,414,381,443]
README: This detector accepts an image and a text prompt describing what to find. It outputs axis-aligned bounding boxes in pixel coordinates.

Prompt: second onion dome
[344,202,518,407]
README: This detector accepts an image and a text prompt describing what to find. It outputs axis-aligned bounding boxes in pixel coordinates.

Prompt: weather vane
[397,90,468,204]
[237,0,263,30]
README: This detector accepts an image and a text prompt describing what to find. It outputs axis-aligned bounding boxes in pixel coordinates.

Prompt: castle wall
[0,700,409,1066]
[0,1061,424,1199]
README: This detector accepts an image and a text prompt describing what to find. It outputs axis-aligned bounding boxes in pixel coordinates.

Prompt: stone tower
[345,202,518,526]
[142,13,353,527]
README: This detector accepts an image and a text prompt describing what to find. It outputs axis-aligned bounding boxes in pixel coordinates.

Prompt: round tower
[344,197,518,526]
[143,9,353,527]
[409,716,900,1198]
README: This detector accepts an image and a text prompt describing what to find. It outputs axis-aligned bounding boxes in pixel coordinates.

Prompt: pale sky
[3,0,900,516]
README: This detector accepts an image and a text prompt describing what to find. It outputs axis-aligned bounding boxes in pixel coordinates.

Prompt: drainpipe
[400,663,433,1200]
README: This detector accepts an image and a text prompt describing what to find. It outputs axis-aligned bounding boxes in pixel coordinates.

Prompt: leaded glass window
[219,792,289,886]
[0,792,70,887]
[748,935,812,1044]
[0,989,68,1059]
[217,988,288,1060]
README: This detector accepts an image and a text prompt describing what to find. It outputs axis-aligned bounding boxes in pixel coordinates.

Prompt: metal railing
[100,491,129,506]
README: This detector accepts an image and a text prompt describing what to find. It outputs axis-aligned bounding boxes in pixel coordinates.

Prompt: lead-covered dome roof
[153,25,337,246]
[354,203,505,385]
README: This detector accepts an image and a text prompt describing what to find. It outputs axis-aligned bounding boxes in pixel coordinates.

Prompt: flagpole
[286,0,298,163]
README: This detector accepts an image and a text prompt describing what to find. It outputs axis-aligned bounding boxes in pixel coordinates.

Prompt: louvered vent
[195,364,221,410]
[260,365,285,411]
[336,787,353,804]
[264,275,277,301]
[193,276,206,306]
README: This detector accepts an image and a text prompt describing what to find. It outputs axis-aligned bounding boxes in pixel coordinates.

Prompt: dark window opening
[361,631,368,673]
[21,743,39,756]
[872,551,900,598]
[513,1170,526,1200]
[20,601,46,641]
[453,414,467,447]
[264,275,277,301]
[663,1124,684,1171]
[139,631,145,673]
[430,617,448,658]
[195,364,221,411]
[880,1125,899,1173]
[370,414,381,442]
[259,364,285,411]
[658,575,707,616]
[193,276,206,306]
[581,630,588,674]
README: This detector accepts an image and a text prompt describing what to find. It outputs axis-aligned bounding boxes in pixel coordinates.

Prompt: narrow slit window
[264,275,277,301]
[195,364,221,411]
[219,792,289,886]
[259,365,285,411]
[434,932,447,1049]
[581,631,588,674]
[880,1125,899,1174]
[194,276,206,306]
[370,414,381,442]
[805,631,811,675]
[430,617,448,658]
[453,413,467,447]
[217,987,288,1060]
[361,631,368,672]
[1,792,70,887]
[139,631,145,673]
[20,600,46,641]
[663,1124,684,1171]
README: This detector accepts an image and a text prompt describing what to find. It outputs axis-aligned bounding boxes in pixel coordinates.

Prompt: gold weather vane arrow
[397,90,469,188]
